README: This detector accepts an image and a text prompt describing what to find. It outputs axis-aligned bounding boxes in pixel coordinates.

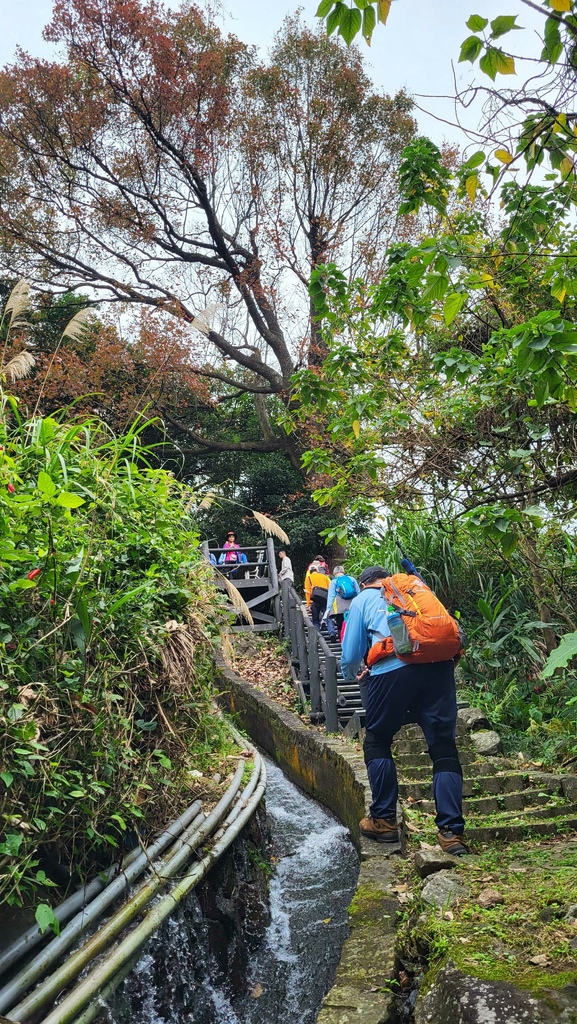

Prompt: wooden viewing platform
[201,537,281,632]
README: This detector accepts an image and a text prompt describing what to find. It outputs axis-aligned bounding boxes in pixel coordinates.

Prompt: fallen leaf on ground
[392,884,409,893]
[251,983,263,998]
[323,918,331,924]
[399,970,411,991]
[529,954,551,967]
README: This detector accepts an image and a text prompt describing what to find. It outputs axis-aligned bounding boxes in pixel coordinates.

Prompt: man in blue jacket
[340,565,468,856]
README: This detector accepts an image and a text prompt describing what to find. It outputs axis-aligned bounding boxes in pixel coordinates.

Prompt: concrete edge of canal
[216,655,402,1024]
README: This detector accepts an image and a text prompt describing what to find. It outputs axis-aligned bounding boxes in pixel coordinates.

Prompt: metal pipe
[8,760,247,1022]
[0,797,204,1014]
[0,845,144,977]
[38,756,267,1024]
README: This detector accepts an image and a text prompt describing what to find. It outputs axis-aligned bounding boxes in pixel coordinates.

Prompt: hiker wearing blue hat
[340,565,468,857]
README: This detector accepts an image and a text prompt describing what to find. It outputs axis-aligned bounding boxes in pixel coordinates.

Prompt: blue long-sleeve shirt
[324,574,360,616]
[340,586,409,681]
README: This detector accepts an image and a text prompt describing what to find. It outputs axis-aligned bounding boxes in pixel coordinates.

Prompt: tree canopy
[0,1,414,472]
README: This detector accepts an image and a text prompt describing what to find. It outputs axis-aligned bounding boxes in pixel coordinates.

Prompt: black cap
[359,565,390,586]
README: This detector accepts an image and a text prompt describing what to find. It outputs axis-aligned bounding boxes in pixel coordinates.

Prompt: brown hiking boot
[437,830,470,857]
[359,816,399,843]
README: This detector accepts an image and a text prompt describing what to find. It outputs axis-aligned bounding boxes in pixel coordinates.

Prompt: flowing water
[104,758,359,1024]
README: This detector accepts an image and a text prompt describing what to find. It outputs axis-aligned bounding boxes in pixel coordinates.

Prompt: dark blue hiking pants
[363,660,464,834]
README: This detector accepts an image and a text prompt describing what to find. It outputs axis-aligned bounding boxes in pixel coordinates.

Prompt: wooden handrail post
[324,654,338,733]
[267,536,280,627]
[309,630,321,713]
[295,603,309,681]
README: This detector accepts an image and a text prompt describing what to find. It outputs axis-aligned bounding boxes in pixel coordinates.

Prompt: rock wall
[215,656,370,843]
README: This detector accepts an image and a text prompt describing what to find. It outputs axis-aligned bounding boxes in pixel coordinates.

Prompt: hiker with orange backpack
[340,564,468,857]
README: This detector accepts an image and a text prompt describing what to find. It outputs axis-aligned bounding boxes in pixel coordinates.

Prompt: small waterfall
[103,758,359,1024]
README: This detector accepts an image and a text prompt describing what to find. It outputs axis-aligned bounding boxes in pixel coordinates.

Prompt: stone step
[467,814,577,843]
[465,800,577,825]
[399,773,563,800]
[416,790,568,816]
[397,757,506,778]
[393,738,474,756]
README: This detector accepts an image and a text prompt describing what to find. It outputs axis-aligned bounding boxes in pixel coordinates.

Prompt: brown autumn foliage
[0,1,415,469]
[10,310,212,432]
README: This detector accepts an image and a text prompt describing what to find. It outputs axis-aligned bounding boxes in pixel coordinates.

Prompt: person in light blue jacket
[340,565,467,857]
[322,566,360,640]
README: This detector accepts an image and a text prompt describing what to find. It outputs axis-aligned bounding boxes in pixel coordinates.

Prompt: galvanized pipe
[38,754,267,1024]
[7,760,247,1022]
[0,845,144,976]
[0,797,204,1014]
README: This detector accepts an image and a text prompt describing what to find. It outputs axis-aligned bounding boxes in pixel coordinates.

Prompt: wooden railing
[280,579,339,733]
[201,538,281,632]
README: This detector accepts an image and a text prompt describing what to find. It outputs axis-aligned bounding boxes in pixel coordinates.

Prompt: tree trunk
[519,533,557,656]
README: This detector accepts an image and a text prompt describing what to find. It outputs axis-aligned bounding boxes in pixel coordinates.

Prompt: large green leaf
[326,2,345,35]
[479,47,516,79]
[490,15,520,39]
[37,471,56,498]
[541,631,577,678]
[459,34,483,63]
[338,6,362,44]
[422,273,449,301]
[466,14,488,31]
[362,4,376,40]
[56,492,85,509]
[443,292,466,326]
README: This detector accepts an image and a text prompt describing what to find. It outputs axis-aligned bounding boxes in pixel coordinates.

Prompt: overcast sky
[0,0,544,150]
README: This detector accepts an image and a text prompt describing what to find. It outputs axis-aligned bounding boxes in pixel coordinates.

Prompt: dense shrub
[0,400,229,907]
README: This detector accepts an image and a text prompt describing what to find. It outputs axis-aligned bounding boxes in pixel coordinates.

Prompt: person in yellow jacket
[304,561,330,631]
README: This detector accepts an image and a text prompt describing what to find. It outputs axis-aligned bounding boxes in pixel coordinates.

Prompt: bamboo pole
[0,798,207,1014]
[35,757,267,1024]
[6,771,243,1021]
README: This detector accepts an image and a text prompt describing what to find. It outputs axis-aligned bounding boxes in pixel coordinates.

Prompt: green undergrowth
[0,398,232,912]
[397,836,577,997]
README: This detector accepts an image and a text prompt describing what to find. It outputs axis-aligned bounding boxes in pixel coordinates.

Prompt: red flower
[27,568,42,580]
[7,483,15,493]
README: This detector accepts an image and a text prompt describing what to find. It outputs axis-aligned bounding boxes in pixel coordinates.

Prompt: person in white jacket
[278,548,294,583]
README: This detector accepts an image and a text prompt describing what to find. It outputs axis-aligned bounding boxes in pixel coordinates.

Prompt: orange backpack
[366,573,464,668]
